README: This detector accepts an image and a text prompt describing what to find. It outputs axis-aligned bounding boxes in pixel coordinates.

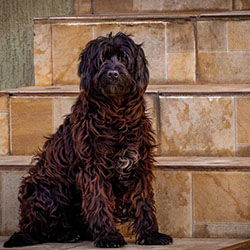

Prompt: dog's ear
[78,41,99,90]
[135,45,149,92]
[78,47,90,90]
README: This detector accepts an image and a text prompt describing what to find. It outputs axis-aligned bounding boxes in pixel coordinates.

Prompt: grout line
[164,22,168,81]
[226,21,229,52]
[91,0,94,14]
[78,0,80,15]
[234,96,238,156]
[193,20,199,82]
[8,96,12,155]
[156,94,162,156]
[191,172,194,237]
[50,23,54,86]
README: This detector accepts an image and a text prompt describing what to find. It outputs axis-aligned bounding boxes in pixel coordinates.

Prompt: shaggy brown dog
[4,32,173,248]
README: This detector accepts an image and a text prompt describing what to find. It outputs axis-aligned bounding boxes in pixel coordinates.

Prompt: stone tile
[133,0,162,11]
[53,97,76,131]
[75,0,92,14]
[228,21,250,50]
[0,170,26,235]
[159,96,235,156]
[95,23,166,84]
[153,170,192,238]
[197,21,227,51]
[0,114,9,155]
[236,97,250,144]
[144,94,158,154]
[194,223,250,238]
[11,97,53,155]
[198,52,250,83]
[236,144,250,156]
[167,53,195,83]
[144,94,157,135]
[134,0,232,11]
[0,95,8,112]
[94,0,133,12]
[234,0,250,10]
[193,172,250,223]
[34,23,52,86]
[52,25,93,85]
[79,0,92,13]
[167,22,195,52]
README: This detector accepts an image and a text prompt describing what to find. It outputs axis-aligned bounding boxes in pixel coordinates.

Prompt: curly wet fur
[4,32,173,248]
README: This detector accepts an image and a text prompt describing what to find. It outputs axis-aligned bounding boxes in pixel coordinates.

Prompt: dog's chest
[115,148,139,186]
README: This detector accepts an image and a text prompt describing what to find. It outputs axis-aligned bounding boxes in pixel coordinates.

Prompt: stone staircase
[1,1,250,248]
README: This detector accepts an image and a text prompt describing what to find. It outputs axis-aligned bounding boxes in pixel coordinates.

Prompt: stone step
[0,237,250,250]
[1,84,250,157]
[1,155,250,238]
[74,0,250,14]
[33,13,250,87]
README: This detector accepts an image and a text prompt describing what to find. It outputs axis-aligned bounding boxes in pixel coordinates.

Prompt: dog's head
[78,32,149,97]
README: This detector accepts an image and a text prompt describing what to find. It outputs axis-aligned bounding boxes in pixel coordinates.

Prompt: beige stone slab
[236,97,250,144]
[0,95,8,112]
[144,94,157,136]
[198,52,250,83]
[94,0,133,12]
[153,170,192,238]
[194,223,250,238]
[167,53,195,83]
[0,170,26,235]
[133,0,232,11]
[52,24,93,85]
[53,97,76,131]
[95,23,166,84]
[0,156,32,166]
[228,21,250,50]
[236,144,250,156]
[159,96,235,156]
[0,114,9,156]
[197,21,227,51]
[76,0,92,14]
[167,22,195,52]
[34,23,52,86]
[10,97,53,155]
[193,172,250,223]
[234,0,250,10]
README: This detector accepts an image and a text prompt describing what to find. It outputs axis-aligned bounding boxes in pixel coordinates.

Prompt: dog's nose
[107,70,119,79]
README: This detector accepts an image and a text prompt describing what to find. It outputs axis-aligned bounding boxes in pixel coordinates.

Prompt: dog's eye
[102,50,111,61]
[118,52,128,65]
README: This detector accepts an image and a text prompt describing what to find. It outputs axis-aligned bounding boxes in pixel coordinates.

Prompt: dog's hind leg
[4,179,81,247]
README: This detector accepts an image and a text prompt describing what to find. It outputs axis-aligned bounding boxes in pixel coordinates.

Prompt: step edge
[33,11,250,23]
[2,84,250,96]
[1,156,250,171]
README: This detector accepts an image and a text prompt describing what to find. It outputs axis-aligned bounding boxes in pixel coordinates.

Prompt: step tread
[1,155,250,170]
[2,84,250,96]
[0,237,249,249]
[34,11,250,23]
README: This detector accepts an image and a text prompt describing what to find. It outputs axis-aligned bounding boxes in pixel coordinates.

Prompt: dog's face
[78,32,149,97]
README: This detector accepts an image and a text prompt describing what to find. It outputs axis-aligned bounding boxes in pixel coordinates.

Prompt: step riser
[34,19,250,86]
[1,167,250,238]
[74,0,250,14]
[1,92,250,157]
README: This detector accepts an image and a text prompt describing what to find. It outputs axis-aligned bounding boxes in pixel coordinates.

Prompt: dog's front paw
[137,232,173,245]
[94,232,127,248]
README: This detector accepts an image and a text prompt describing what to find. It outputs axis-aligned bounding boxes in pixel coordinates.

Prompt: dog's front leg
[130,177,173,245]
[80,172,126,248]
